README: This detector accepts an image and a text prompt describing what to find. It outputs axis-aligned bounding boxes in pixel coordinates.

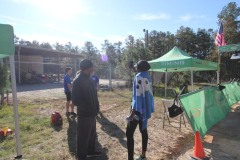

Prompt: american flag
[215,22,226,46]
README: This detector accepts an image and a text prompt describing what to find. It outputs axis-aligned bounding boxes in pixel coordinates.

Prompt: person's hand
[129,110,135,120]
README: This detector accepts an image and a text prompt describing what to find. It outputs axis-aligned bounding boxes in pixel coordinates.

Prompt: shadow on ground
[67,116,77,156]
[51,124,63,132]
[96,112,127,149]
[67,115,109,159]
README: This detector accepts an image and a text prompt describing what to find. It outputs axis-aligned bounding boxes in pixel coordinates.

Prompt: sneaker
[136,156,147,160]
[87,151,102,158]
[70,112,77,116]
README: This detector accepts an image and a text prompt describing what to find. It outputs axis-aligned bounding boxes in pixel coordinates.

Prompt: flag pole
[217,46,220,84]
[215,21,225,84]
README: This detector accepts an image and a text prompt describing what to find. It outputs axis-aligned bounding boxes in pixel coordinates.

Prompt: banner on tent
[179,82,240,138]
[161,60,185,67]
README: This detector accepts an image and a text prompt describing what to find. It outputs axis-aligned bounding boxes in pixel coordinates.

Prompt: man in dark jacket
[72,59,101,160]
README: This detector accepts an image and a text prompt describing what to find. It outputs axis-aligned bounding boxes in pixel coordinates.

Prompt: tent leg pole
[165,72,167,97]
[191,69,193,92]
[9,55,22,158]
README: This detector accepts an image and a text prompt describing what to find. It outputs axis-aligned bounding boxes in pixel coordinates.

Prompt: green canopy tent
[0,24,22,159]
[219,43,240,53]
[148,46,218,96]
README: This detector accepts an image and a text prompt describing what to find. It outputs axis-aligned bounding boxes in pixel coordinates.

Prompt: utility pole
[143,29,155,87]
[143,29,149,48]
[109,62,112,91]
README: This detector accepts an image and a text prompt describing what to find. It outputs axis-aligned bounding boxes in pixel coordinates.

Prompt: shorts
[65,92,71,101]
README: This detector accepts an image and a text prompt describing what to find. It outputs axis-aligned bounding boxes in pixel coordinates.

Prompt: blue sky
[0,0,237,50]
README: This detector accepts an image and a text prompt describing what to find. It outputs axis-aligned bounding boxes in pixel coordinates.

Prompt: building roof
[15,44,84,58]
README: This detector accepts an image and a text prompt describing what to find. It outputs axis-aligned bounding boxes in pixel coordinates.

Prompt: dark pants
[126,119,148,160]
[76,116,96,160]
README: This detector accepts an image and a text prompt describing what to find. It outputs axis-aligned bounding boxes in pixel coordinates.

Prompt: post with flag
[101,53,112,90]
[215,21,226,84]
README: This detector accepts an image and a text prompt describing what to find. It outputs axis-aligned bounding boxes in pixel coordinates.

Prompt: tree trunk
[0,93,4,106]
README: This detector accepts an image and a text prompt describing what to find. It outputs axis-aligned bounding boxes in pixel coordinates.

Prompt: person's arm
[129,76,137,119]
[66,76,72,92]
[96,76,100,91]
[67,83,72,92]
[72,79,87,107]
[96,82,99,91]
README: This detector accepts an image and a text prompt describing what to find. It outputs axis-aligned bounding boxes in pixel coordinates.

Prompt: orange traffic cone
[193,131,206,159]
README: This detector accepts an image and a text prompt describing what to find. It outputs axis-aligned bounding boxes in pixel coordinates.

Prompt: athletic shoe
[136,156,147,160]
[87,151,102,158]
[70,112,77,116]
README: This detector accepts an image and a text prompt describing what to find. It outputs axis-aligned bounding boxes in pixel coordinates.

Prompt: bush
[0,64,8,105]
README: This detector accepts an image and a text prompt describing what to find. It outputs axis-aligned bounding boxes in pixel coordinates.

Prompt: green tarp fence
[179,82,240,138]
[222,82,240,106]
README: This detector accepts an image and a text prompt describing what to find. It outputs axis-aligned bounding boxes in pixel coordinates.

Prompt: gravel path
[15,83,65,104]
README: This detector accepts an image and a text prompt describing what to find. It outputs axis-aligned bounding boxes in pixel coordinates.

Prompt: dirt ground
[7,82,240,160]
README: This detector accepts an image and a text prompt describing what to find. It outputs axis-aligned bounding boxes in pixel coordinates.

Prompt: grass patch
[99,89,131,103]
[0,103,55,159]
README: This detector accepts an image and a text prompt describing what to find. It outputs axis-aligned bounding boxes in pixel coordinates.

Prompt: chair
[161,88,186,131]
